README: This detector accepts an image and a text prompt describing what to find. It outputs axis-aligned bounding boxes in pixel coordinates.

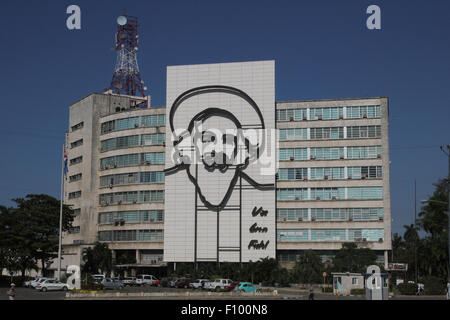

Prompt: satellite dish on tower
[117,16,127,26]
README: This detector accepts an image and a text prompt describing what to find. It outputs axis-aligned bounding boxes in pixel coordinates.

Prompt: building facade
[58,61,391,275]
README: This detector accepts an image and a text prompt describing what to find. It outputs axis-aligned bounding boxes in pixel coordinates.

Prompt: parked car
[234,282,259,293]
[227,281,241,291]
[35,279,69,292]
[175,278,194,289]
[204,279,233,291]
[101,278,124,290]
[91,274,105,284]
[30,278,48,288]
[24,278,39,288]
[189,279,210,289]
[159,277,171,287]
[169,278,180,288]
[122,277,136,286]
[135,274,159,286]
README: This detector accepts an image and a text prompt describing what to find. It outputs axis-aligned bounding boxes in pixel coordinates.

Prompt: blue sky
[0,0,449,235]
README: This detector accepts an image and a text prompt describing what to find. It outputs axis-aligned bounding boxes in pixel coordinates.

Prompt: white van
[135,274,159,286]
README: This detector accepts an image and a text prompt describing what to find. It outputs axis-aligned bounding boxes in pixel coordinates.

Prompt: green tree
[291,250,324,284]
[333,243,377,273]
[11,194,74,276]
[81,242,112,276]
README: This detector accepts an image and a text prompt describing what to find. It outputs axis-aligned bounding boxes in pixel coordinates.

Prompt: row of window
[70,156,83,166]
[101,134,165,152]
[279,146,382,161]
[277,228,384,242]
[276,106,381,121]
[99,171,165,187]
[277,166,382,181]
[277,187,383,201]
[99,190,164,206]
[98,229,164,242]
[68,191,82,199]
[98,210,164,224]
[101,114,165,134]
[100,152,165,170]
[69,173,82,183]
[277,208,384,222]
[279,126,381,141]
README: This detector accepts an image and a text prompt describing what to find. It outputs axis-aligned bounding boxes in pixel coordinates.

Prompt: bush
[397,282,417,295]
[422,276,446,295]
[350,288,365,295]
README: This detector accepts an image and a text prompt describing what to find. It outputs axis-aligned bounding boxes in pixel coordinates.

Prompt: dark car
[175,278,193,289]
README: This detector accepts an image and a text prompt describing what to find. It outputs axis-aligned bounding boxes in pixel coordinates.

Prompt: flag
[63,147,68,179]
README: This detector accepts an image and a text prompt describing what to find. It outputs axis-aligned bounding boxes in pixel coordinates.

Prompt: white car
[24,278,39,288]
[35,279,69,292]
[204,279,233,291]
[30,277,48,288]
[122,277,136,286]
[189,279,210,289]
[135,274,159,286]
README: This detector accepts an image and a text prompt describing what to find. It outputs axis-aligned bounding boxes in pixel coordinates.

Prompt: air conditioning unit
[133,200,137,204]
[315,197,320,200]
[362,238,367,242]
[331,196,337,200]
[118,200,122,205]
[349,217,353,221]
[290,157,295,161]
[378,238,383,243]
[324,175,329,180]
[311,216,316,221]
[297,217,303,222]
[295,197,300,201]
[377,154,382,159]
[310,155,316,160]
[109,184,113,189]
[134,123,139,128]
[362,175,367,180]
[290,116,294,122]
[115,107,121,113]
[114,164,117,168]
[348,176,352,179]
[282,218,287,222]
[317,115,322,120]
[362,114,368,119]
[303,177,308,181]
[145,161,152,165]
[339,115,344,120]
[378,217,384,221]
[340,155,345,159]
[162,142,166,146]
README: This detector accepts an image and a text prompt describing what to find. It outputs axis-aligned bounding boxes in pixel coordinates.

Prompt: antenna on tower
[109,13,147,97]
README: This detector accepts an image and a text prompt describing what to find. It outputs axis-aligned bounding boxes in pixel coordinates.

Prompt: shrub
[397,282,417,295]
[350,288,365,295]
[422,276,445,295]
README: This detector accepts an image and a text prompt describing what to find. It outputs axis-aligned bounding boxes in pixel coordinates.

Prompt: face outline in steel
[165,85,274,211]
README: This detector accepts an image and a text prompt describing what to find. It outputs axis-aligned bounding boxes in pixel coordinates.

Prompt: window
[347,166,382,179]
[347,126,381,139]
[68,191,81,199]
[277,188,308,201]
[310,188,345,200]
[71,122,84,132]
[277,209,308,221]
[69,173,82,182]
[352,278,359,285]
[279,148,308,161]
[349,208,383,221]
[100,153,163,169]
[98,230,163,242]
[310,147,345,160]
[72,208,81,217]
[310,167,345,180]
[70,156,83,166]
[141,114,165,127]
[71,139,83,149]
[348,229,384,242]
[141,133,165,146]
[101,135,139,152]
[276,109,307,121]
[347,146,381,159]
[277,230,309,242]
[140,171,165,183]
[347,187,383,200]
[310,107,344,120]
[68,226,80,234]
[311,208,347,221]
[277,168,307,180]
[310,127,344,140]
[311,229,346,241]
[346,106,381,119]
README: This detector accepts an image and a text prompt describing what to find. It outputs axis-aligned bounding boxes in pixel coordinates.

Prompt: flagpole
[57,143,65,281]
